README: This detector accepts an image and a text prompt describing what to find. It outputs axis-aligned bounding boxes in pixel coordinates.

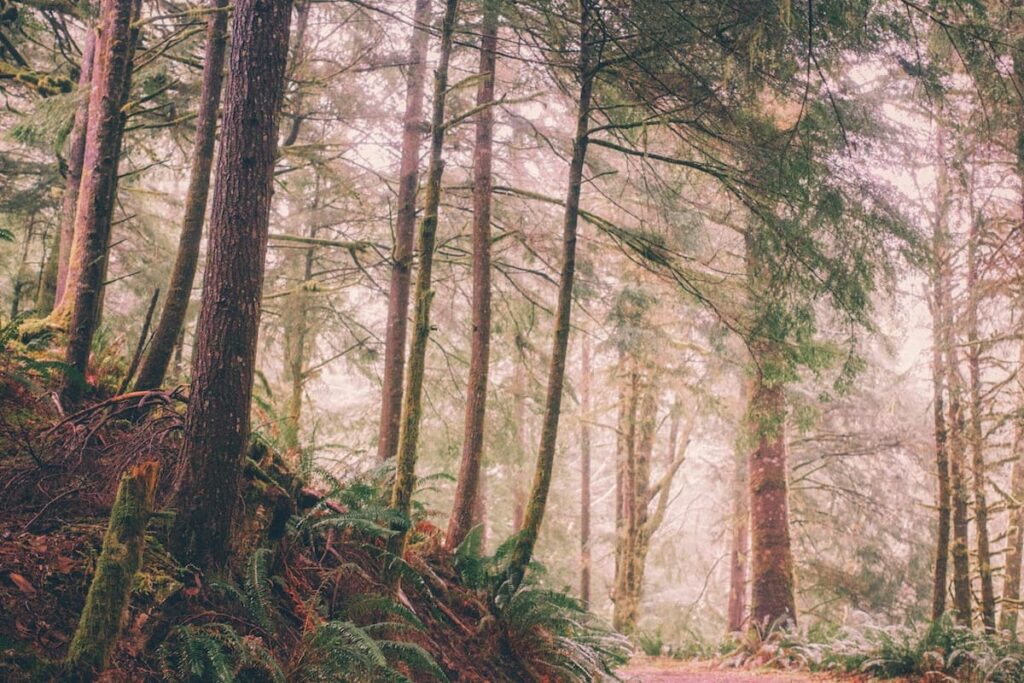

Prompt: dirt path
[619,660,836,683]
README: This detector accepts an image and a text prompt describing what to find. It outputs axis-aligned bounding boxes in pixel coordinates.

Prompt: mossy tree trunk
[169,0,293,570]
[966,212,995,632]
[57,0,141,406]
[65,461,158,680]
[503,0,597,591]
[377,0,432,462]
[47,30,96,313]
[445,0,499,552]
[930,273,951,622]
[387,0,459,564]
[133,0,229,391]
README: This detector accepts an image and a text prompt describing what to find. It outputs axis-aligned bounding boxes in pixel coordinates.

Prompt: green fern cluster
[452,527,631,681]
[0,313,72,391]
[162,548,447,683]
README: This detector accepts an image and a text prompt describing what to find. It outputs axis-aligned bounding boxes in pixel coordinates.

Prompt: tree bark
[966,212,995,632]
[504,1,596,589]
[49,31,96,312]
[579,332,592,608]
[445,0,498,550]
[133,0,229,391]
[727,408,750,633]
[169,0,293,570]
[747,372,797,630]
[1001,339,1024,636]
[58,0,141,406]
[930,277,951,622]
[377,0,432,461]
[65,462,158,680]
[387,0,459,565]
[1000,16,1024,635]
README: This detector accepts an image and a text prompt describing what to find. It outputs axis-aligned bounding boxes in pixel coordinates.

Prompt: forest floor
[619,659,883,682]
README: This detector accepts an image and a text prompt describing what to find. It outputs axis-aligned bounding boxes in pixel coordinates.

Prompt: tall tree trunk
[49,31,96,312]
[282,242,314,467]
[933,121,972,627]
[613,372,657,634]
[58,0,141,406]
[727,411,750,632]
[747,371,797,630]
[930,279,951,622]
[966,213,995,632]
[133,0,229,391]
[512,355,527,534]
[377,0,432,461]
[504,0,596,590]
[169,0,293,570]
[445,0,499,550]
[387,0,459,564]
[579,332,592,608]
[1001,339,1024,636]
[1001,18,1024,635]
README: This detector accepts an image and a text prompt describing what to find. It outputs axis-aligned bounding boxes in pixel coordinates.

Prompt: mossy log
[65,461,158,680]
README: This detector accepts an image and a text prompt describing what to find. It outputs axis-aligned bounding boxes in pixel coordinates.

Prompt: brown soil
[620,659,866,683]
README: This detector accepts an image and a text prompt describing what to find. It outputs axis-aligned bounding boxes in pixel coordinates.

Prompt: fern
[158,623,284,683]
[244,547,276,633]
[379,640,448,682]
[500,585,631,682]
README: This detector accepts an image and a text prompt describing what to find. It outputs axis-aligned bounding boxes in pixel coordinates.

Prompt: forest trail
[619,660,845,682]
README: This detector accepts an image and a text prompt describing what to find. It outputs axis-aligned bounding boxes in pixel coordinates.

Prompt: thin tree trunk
[933,120,972,627]
[377,0,432,461]
[446,0,498,550]
[51,31,96,312]
[58,0,141,406]
[930,282,951,622]
[966,213,995,632]
[282,242,314,467]
[169,0,293,570]
[727,414,750,633]
[387,0,459,564]
[1001,339,1024,636]
[133,0,229,391]
[1000,21,1024,635]
[504,1,596,589]
[512,356,527,534]
[579,332,592,608]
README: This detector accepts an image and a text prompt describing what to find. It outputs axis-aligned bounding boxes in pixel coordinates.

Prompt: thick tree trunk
[50,31,96,312]
[133,0,229,391]
[579,332,592,608]
[58,0,141,406]
[747,373,797,630]
[445,0,498,550]
[65,462,158,680]
[387,0,459,564]
[966,214,995,632]
[169,0,293,570]
[377,0,432,462]
[727,431,750,633]
[504,1,595,589]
